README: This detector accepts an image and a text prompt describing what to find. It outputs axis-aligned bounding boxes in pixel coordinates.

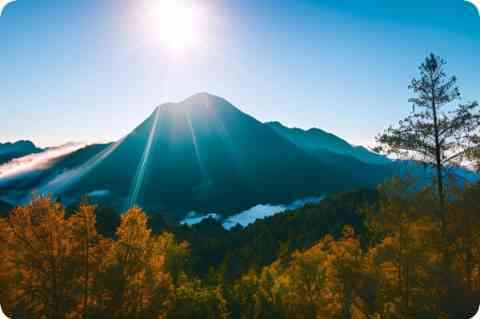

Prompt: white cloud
[0,143,87,187]
[87,189,111,198]
[35,139,124,197]
[180,196,324,230]
[223,196,324,229]
[0,0,15,17]
[180,212,221,225]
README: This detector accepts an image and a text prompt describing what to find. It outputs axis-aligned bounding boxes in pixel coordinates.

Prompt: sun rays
[16,96,246,210]
[27,138,125,204]
[128,107,161,208]
[126,96,245,209]
[186,112,208,181]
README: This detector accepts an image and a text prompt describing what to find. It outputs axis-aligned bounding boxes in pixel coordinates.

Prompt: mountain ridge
[0,93,393,219]
[266,121,390,165]
[0,140,43,164]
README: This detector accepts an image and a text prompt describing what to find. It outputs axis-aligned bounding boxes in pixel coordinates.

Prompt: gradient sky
[1,0,479,148]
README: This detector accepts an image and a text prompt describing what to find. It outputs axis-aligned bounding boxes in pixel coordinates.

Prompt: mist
[180,196,324,230]
[0,143,86,187]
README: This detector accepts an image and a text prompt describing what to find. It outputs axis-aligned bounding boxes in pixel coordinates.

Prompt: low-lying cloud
[35,139,122,198]
[0,143,86,187]
[181,196,324,230]
[180,212,221,226]
[222,197,324,230]
[87,189,111,198]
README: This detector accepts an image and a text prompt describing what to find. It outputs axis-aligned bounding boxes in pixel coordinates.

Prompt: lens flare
[186,112,208,180]
[128,107,161,208]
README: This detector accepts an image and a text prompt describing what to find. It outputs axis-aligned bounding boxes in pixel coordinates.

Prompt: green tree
[169,274,229,319]
[376,54,479,205]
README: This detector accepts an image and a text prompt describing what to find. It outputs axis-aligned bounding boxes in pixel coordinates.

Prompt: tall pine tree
[376,54,480,204]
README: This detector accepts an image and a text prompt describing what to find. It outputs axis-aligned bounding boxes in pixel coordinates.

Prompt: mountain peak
[0,93,393,217]
[148,93,245,123]
[162,93,226,107]
[183,92,234,110]
[187,92,221,101]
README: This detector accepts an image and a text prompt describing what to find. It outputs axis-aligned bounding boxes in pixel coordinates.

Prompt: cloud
[180,212,221,226]
[0,0,15,17]
[87,189,111,198]
[0,143,87,187]
[180,196,324,230]
[35,139,123,197]
[222,196,324,230]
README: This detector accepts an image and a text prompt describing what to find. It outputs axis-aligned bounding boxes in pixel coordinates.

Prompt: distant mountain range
[266,122,390,165]
[0,93,396,219]
[0,140,42,164]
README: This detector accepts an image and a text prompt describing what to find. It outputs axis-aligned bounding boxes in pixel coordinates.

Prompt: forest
[1,56,480,319]
[1,178,480,319]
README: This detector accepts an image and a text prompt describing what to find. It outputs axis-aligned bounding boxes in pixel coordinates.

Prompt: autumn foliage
[0,199,220,319]
[1,179,480,318]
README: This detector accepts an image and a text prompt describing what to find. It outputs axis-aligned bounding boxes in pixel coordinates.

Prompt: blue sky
[1,0,479,147]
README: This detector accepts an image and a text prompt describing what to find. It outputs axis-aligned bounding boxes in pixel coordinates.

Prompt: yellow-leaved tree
[3,197,74,319]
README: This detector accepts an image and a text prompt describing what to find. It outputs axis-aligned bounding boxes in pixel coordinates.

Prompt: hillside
[0,94,395,220]
[266,121,390,165]
[0,140,42,164]
[30,93,388,218]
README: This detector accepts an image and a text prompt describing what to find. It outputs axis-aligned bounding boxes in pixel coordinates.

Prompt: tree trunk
[431,75,456,318]
[431,89,445,208]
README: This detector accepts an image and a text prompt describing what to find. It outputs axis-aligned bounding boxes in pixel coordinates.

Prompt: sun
[146,0,201,53]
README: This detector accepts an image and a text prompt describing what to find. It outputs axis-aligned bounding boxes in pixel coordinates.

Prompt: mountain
[0,140,42,164]
[266,121,390,165]
[10,93,388,219]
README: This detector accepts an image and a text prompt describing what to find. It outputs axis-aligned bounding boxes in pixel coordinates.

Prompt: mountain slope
[266,121,390,165]
[39,93,387,218]
[0,94,396,219]
[0,140,42,164]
